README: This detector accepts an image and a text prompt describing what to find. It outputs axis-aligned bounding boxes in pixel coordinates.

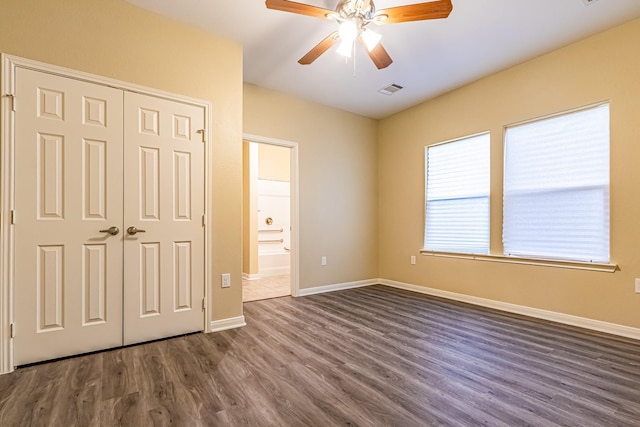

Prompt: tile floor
[242,274,291,302]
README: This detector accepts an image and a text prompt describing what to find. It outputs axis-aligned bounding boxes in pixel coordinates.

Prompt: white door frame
[0,54,213,374]
[243,134,300,298]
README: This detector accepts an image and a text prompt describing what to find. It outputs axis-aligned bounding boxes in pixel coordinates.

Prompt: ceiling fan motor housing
[336,0,376,21]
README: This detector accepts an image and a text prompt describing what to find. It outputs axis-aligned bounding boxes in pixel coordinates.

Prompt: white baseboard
[298,279,377,297]
[242,273,260,280]
[210,315,246,333]
[378,278,640,341]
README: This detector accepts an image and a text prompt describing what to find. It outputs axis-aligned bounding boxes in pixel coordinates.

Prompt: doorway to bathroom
[242,136,299,302]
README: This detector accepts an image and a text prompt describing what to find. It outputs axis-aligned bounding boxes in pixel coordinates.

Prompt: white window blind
[503,104,610,262]
[424,133,490,254]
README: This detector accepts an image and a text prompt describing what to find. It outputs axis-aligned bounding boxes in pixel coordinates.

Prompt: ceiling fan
[265,0,453,69]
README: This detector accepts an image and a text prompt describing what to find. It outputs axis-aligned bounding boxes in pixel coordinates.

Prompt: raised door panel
[36,245,64,332]
[83,244,107,325]
[37,133,65,219]
[139,147,160,220]
[83,139,107,219]
[140,243,161,316]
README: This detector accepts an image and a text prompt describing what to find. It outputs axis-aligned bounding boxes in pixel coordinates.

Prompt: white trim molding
[242,273,260,281]
[243,133,300,297]
[297,279,377,297]
[210,316,246,333]
[0,55,17,374]
[378,278,640,341]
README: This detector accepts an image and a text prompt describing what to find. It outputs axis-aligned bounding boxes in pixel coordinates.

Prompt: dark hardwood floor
[1,285,640,426]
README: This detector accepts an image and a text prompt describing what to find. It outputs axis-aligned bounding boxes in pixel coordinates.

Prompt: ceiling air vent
[378,83,403,96]
[581,0,600,5]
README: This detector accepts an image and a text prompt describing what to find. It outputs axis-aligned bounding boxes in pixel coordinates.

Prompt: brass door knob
[99,226,120,236]
[127,226,146,235]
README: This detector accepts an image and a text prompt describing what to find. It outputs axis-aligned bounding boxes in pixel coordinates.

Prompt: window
[424,133,490,254]
[503,104,610,263]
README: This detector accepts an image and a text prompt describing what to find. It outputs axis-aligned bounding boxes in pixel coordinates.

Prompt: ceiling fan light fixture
[361,28,381,51]
[336,39,353,57]
[266,0,453,70]
[338,20,359,43]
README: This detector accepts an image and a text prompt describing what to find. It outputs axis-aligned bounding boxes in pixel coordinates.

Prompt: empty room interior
[2,0,640,425]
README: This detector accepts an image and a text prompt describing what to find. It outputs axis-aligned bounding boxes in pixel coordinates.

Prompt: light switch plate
[221,273,231,288]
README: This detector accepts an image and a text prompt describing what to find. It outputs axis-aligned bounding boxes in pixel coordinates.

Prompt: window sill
[419,250,618,273]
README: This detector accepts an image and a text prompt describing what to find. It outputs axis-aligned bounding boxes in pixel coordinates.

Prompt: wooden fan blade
[299,32,339,65]
[358,37,393,69]
[266,0,334,19]
[374,0,453,24]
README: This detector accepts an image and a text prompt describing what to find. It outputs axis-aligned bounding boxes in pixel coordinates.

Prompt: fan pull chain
[352,42,357,77]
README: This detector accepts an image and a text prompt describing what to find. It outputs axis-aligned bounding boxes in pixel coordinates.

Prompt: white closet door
[122,92,205,345]
[13,68,124,365]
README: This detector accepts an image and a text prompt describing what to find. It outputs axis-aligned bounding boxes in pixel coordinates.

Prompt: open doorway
[242,137,299,302]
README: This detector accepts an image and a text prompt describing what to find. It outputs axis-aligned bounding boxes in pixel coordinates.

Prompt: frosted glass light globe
[339,20,358,43]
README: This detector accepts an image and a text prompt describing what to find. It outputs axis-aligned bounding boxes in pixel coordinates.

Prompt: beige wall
[258,143,290,182]
[1,0,244,321]
[244,84,378,288]
[378,17,640,329]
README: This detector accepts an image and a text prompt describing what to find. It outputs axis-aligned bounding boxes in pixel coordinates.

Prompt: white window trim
[419,250,617,273]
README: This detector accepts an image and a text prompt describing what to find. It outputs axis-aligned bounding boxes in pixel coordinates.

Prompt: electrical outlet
[221,273,231,288]
[321,256,327,266]
[411,256,416,265]
[635,278,640,294]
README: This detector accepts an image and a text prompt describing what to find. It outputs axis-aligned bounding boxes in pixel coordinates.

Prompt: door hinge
[202,298,206,311]
[10,210,15,225]
[5,94,16,112]
[196,129,206,143]
[10,323,15,338]
[202,214,205,227]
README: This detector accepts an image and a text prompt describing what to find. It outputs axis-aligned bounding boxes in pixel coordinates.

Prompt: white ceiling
[126,0,640,119]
